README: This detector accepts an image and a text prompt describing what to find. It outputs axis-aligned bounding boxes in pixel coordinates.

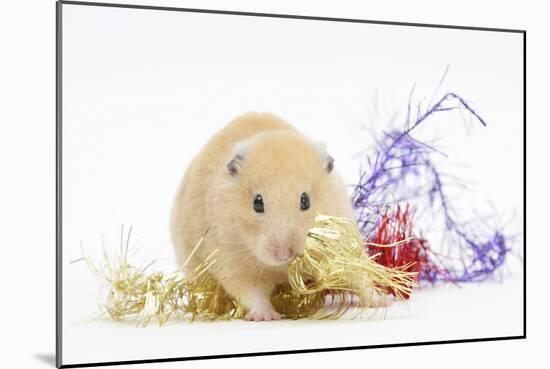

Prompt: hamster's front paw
[245,308,281,322]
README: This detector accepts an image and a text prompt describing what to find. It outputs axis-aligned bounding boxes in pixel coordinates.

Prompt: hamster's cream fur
[170,112,354,321]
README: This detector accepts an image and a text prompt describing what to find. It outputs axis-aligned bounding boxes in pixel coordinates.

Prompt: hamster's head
[222,130,347,267]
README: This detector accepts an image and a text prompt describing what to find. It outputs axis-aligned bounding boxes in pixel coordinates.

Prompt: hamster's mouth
[252,241,300,267]
[252,251,294,267]
[260,253,299,267]
[268,260,292,267]
[258,258,290,267]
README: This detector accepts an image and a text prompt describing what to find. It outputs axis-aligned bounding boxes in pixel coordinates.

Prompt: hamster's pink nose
[274,246,295,262]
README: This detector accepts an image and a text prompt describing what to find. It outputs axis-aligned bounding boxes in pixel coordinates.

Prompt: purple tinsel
[352,87,511,284]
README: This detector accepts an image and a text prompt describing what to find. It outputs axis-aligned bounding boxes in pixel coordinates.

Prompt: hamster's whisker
[225,257,260,278]
[222,248,253,255]
[225,261,256,276]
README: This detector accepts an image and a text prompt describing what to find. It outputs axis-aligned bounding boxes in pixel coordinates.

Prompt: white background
[0,0,545,369]
[58,2,525,366]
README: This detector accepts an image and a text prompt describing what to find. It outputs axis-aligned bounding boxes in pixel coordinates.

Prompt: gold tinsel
[86,215,417,326]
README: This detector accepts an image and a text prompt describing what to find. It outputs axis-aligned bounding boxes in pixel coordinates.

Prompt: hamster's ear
[226,142,248,176]
[314,142,335,174]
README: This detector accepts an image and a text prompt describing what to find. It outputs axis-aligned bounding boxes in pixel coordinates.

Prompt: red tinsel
[366,205,430,299]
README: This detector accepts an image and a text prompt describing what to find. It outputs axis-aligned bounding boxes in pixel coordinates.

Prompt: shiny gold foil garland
[86,215,417,326]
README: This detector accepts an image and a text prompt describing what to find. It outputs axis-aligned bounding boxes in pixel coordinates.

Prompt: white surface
[3,1,548,369]
[63,279,523,365]
[58,2,525,366]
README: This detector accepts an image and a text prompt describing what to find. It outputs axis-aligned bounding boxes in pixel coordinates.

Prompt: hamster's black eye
[253,194,265,213]
[300,192,310,211]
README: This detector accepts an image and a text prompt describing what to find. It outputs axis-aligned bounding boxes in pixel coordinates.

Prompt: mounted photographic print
[56,1,526,367]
